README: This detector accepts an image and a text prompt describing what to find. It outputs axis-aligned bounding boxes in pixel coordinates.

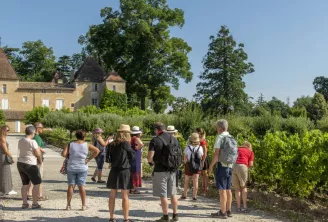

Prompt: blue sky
[1,0,328,104]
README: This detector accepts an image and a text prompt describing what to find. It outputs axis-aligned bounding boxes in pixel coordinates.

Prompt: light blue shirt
[67,142,88,172]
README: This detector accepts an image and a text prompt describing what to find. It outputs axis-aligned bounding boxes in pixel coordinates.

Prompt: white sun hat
[131,126,142,134]
[166,125,178,134]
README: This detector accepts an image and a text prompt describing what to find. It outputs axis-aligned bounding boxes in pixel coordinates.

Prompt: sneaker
[211,211,228,219]
[172,215,179,222]
[97,180,106,184]
[155,216,170,222]
[8,190,17,195]
[227,210,233,217]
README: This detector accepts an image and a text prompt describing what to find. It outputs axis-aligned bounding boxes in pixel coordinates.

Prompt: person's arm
[147,139,155,165]
[209,149,220,174]
[135,138,144,150]
[97,136,108,147]
[202,144,208,162]
[61,143,69,157]
[1,138,14,163]
[86,144,100,164]
[248,151,254,168]
[32,141,42,164]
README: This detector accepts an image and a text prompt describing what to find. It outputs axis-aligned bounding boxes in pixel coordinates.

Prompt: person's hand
[41,148,46,154]
[11,159,15,164]
[85,159,90,164]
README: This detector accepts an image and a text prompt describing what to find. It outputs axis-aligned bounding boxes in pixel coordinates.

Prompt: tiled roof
[105,72,126,82]
[17,82,75,90]
[74,57,107,83]
[4,110,25,120]
[0,48,19,80]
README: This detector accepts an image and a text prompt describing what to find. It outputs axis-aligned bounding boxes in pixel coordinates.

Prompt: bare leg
[204,171,209,192]
[160,197,169,215]
[227,189,232,211]
[171,195,178,214]
[192,174,199,198]
[32,184,40,205]
[92,169,97,179]
[27,182,32,196]
[38,184,43,197]
[235,188,241,209]
[183,175,190,197]
[219,190,227,213]
[97,170,102,181]
[122,190,130,220]
[241,187,248,209]
[67,185,74,207]
[21,185,29,205]
[109,189,117,220]
[78,186,86,207]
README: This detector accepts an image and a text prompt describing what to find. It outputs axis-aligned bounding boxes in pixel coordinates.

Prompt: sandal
[91,177,96,182]
[242,208,250,213]
[38,196,49,201]
[109,219,117,222]
[82,205,88,211]
[97,180,106,184]
[32,203,42,209]
[123,220,134,222]
[130,190,141,194]
[66,205,71,211]
[179,195,187,200]
[22,204,30,209]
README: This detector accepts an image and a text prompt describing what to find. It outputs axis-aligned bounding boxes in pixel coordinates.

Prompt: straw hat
[117,124,131,133]
[166,125,178,133]
[131,126,142,135]
[93,128,103,134]
[189,133,200,143]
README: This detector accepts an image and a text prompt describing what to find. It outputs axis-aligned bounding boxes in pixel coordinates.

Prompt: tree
[56,55,73,76]
[256,93,266,106]
[78,0,193,111]
[310,92,327,122]
[99,88,128,110]
[266,97,290,118]
[23,107,50,124]
[313,76,328,102]
[293,96,313,118]
[0,110,6,125]
[171,97,189,113]
[71,53,86,71]
[195,26,254,115]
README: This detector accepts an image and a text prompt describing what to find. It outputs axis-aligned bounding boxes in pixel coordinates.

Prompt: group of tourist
[0,118,255,222]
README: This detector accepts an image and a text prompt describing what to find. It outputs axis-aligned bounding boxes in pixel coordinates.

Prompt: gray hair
[216,119,228,131]
[25,126,36,136]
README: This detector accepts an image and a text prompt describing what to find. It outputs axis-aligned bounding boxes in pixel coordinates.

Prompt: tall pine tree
[195,26,254,114]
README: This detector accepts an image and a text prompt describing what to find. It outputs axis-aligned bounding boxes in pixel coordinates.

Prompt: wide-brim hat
[189,133,200,143]
[117,124,131,133]
[166,125,178,133]
[93,128,103,133]
[131,126,142,135]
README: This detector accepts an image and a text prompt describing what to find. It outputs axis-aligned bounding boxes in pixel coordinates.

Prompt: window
[94,83,98,92]
[56,90,61,94]
[42,99,50,107]
[112,85,116,92]
[42,89,46,93]
[58,79,63,84]
[56,99,64,110]
[70,103,75,108]
[23,96,28,102]
[1,99,8,110]
[2,84,7,94]
[92,99,98,107]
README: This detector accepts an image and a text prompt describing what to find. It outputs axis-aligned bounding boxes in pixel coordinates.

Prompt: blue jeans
[67,170,88,186]
[215,163,232,190]
[96,154,105,171]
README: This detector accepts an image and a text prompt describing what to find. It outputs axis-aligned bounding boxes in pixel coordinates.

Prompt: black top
[109,141,135,169]
[148,132,180,172]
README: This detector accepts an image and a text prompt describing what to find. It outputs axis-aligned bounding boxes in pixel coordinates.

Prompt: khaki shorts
[153,172,176,198]
[38,164,44,179]
[232,164,248,190]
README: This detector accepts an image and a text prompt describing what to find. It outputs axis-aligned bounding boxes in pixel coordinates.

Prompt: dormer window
[58,79,63,84]
[112,85,116,92]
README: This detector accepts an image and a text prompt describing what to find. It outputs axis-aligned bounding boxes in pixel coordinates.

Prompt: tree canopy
[195,26,254,115]
[78,0,193,112]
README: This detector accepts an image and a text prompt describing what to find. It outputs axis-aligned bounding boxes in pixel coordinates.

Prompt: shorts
[95,154,105,171]
[38,164,44,178]
[184,163,201,176]
[215,162,232,190]
[17,162,42,185]
[153,172,177,198]
[232,164,248,190]
[67,170,88,186]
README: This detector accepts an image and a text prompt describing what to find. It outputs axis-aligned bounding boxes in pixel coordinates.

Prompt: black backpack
[157,135,183,171]
[188,146,202,173]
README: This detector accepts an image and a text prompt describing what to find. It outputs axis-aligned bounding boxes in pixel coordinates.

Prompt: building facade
[0,48,126,132]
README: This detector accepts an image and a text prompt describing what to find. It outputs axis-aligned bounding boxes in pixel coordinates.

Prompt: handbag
[60,143,70,175]
[5,155,13,164]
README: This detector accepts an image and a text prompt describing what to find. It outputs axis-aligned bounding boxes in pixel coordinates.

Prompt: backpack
[188,146,202,173]
[218,135,238,164]
[157,135,183,171]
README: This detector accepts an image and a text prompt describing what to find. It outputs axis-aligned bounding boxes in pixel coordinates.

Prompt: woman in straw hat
[130,126,144,194]
[106,124,135,222]
[195,128,210,194]
[180,133,203,201]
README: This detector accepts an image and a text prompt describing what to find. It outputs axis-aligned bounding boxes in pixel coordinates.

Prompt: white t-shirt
[184,145,203,162]
[18,137,39,165]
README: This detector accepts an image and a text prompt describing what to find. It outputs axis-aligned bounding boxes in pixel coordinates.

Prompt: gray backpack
[218,135,238,164]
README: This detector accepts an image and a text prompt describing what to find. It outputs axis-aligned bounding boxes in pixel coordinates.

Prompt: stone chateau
[0,48,126,133]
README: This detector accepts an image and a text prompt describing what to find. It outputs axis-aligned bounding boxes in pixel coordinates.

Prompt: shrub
[251,115,282,137]
[0,110,6,125]
[24,106,50,124]
[317,116,328,132]
[100,88,127,110]
[281,117,310,136]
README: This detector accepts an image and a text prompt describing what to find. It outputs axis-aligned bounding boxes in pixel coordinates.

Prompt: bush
[0,110,6,125]
[252,115,282,137]
[24,106,50,124]
[100,88,128,110]
[281,117,310,136]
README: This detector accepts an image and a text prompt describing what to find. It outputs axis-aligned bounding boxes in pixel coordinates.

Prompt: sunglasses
[6,129,10,132]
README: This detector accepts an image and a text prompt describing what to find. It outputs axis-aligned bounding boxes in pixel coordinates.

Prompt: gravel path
[1,136,288,222]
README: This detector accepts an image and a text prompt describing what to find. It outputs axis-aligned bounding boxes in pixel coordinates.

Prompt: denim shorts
[96,153,105,171]
[215,163,232,190]
[67,170,88,186]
